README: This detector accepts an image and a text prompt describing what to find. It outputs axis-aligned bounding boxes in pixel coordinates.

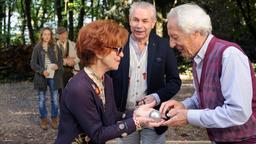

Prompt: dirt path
[0,80,208,144]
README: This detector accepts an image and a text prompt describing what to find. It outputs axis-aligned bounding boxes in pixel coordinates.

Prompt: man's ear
[151,20,156,29]
[194,31,202,37]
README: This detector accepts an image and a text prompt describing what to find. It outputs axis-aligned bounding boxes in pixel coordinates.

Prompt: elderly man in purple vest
[159,3,256,144]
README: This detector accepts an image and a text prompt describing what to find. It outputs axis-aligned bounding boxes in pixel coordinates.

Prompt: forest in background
[0,0,256,82]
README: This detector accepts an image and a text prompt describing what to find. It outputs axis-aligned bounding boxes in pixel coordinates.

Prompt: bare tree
[0,0,5,48]
[19,0,26,44]
[77,0,85,31]
[0,0,5,36]
[55,0,62,26]
[68,0,74,40]
[6,1,14,46]
[24,0,35,44]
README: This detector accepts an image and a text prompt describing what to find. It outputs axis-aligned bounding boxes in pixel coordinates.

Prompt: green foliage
[179,64,192,76]
[68,2,80,11]
[0,34,7,49]
[254,63,256,72]
[1,0,256,81]
[10,34,23,45]
[101,1,131,28]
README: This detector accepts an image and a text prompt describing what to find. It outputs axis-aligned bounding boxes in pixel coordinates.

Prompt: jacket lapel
[122,38,130,90]
[147,34,156,87]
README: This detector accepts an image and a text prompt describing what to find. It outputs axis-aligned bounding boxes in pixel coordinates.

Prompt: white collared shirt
[126,37,148,110]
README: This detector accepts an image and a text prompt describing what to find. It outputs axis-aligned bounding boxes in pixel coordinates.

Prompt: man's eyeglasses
[105,46,123,55]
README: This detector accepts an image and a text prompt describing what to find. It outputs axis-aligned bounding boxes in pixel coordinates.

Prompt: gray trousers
[117,127,166,144]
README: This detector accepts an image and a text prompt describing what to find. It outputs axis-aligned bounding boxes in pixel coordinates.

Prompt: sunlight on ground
[180,74,193,80]
[9,110,37,115]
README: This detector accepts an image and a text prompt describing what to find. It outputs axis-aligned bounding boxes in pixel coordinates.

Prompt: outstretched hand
[134,101,164,127]
[134,101,156,117]
[136,116,164,128]
[159,100,188,127]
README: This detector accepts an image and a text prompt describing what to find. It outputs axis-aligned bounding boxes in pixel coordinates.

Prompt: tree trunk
[68,0,74,40]
[20,0,26,45]
[3,1,6,46]
[55,0,62,26]
[77,0,85,31]
[24,0,35,44]
[90,0,94,21]
[95,0,100,19]
[0,1,5,48]
[0,1,5,36]
[7,2,12,46]
[236,0,256,40]
[155,0,175,37]
[39,0,48,29]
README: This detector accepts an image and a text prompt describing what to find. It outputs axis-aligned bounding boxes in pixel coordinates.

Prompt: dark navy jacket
[56,70,136,144]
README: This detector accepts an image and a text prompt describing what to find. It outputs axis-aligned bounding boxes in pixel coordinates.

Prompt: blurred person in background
[30,27,63,130]
[56,26,80,101]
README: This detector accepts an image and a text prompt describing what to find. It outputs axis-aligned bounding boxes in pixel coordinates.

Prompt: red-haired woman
[56,20,160,144]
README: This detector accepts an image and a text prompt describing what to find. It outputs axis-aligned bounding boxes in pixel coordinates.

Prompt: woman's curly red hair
[76,19,128,66]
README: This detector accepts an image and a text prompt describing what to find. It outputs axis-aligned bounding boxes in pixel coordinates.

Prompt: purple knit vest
[193,37,256,142]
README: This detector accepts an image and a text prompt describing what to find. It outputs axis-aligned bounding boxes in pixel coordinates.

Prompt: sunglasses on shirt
[104,46,123,55]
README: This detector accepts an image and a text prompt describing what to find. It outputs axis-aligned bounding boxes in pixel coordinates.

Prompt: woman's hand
[134,101,156,117]
[135,115,164,128]
[43,70,49,77]
[133,101,164,128]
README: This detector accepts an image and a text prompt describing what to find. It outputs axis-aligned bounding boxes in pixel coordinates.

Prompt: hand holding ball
[149,110,161,122]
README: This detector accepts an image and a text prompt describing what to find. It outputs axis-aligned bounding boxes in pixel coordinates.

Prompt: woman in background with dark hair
[56,20,160,144]
[30,27,63,130]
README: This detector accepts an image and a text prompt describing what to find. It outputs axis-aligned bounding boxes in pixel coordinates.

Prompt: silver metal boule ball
[149,110,161,122]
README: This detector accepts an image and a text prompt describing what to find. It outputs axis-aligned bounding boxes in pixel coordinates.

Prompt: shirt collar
[193,34,214,64]
[130,35,149,47]
[58,40,67,48]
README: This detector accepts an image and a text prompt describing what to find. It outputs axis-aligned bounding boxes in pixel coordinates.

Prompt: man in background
[56,27,80,101]
[110,1,181,144]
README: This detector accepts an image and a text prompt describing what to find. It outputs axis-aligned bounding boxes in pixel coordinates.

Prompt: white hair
[167,3,212,36]
[129,1,156,21]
